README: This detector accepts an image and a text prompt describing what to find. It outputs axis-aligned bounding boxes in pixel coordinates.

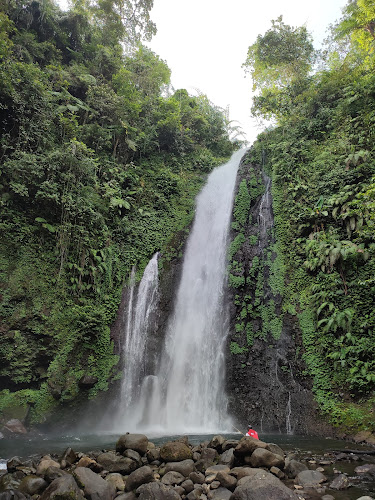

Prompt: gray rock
[60,448,77,465]
[329,473,350,490]
[215,471,236,491]
[189,471,205,484]
[355,497,375,500]
[6,458,23,473]
[207,487,232,500]
[96,452,137,474]
[186,488,204,500]
[123,449,142,465]
[355,464,375,478]
[165,459,195,477]
[78,375,98,388]
[295,469,326,487]
[105,473,125,491]
[115,493,137,500]
[160,442,192,462]
[0,473,24,491]
[249,448,285,469]
[146,448,160,463]
[0,492,30,500]
[125,466,154,492]
[234,437,267,457]
[231,469,299,500]
[3,420,27,435]
[284,459,308,478]
[230,467,258,480]
[74,467,116,500]
[321,495,335,500]
[266,443,285,458]
[205,465,230,478]
[174,485,185,496]
[44,466,68,483]
[19,475,47,495]
[209,436,225,451]
[222,440,239,451]
[270,466,285,479]
[136,481,181,500]
[181,479,194,493]
[195,448,218,471]
[39,475,84,500]
[161,471,185,486]
[116,434,149,455]
[36,459,60,476]
[219,449,234,468]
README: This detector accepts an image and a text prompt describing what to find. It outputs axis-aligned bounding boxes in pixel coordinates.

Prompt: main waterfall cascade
[116,150,245,434]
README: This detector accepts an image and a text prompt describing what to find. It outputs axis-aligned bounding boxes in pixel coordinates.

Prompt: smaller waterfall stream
[114,253,159,430]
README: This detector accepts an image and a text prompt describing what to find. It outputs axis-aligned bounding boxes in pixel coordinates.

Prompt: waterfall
[113,253,159,430]
[150,149,244,434]
[114,150,244,434]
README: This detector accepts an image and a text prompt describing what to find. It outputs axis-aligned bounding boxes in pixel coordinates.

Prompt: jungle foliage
[244,1,375,431]
[0,0,237,422]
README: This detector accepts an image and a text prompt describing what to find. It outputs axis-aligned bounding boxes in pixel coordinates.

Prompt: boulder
[123,449,142,465]
[125,466,154,492]
[189,471,205,484]
[219,449,234,468]
[96,452,137,474]
[44,467,68,483]
[160,442,192,462]
[164,459,195,477]
[215,471,237,491]
[329,473,350,490]
[36,459,60,476]
[209,436,225,451]
[355,464,375,478]
[195,448,218,471]
[0,473,24,492]
[19,475,47,495]
[3,420,27,435]
[105,473,125,491]
[39,475,84,500]
[234,437,267,457]
[205,465,230,478]
[116,434,148,455]
[0,492,30,500]
[231,470,299,500]
[115,493,137,500]
[74,467,116,500]
[230,467,259,480]
[249,448,285,469]
[222,440,239,451]
[75,457,103,472]
[161,471,185,486]
[284,459,308,478]
[181,479,194,493]
[136,481,181,500]
[295,469,326,488]
[146,448,160,463]
[207,487,232,500]
[60,448,77,466]
[6,458,23,473]
[266,443,284,457]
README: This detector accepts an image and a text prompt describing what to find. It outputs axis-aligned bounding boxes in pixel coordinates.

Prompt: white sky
[57,0,347,144]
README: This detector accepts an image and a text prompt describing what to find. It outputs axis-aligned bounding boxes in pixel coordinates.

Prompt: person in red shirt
[246,426,259,439]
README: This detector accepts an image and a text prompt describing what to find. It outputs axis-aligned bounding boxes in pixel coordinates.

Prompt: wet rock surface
[0,433,374,499]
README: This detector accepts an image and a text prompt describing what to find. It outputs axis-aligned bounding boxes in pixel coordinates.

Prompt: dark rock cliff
[225,151,321,434]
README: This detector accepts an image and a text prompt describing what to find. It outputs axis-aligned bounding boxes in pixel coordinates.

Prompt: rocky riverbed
[1,433,375,500]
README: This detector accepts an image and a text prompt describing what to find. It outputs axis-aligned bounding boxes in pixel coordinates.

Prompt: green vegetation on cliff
[242,1,375,431]
[0,0,237,423]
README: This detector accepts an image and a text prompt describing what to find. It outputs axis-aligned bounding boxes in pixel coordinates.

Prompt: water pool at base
[1,432,374,499]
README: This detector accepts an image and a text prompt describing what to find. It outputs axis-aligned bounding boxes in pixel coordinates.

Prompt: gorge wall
[225,150,319,434]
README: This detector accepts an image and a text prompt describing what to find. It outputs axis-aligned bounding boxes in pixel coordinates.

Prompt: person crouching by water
[246,426,259,439]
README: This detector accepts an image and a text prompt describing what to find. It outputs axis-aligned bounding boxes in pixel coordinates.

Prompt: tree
[335,0,375,55]
[243,16,315,92]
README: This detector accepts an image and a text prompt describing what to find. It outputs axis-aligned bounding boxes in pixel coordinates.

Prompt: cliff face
[225,152,320,434]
